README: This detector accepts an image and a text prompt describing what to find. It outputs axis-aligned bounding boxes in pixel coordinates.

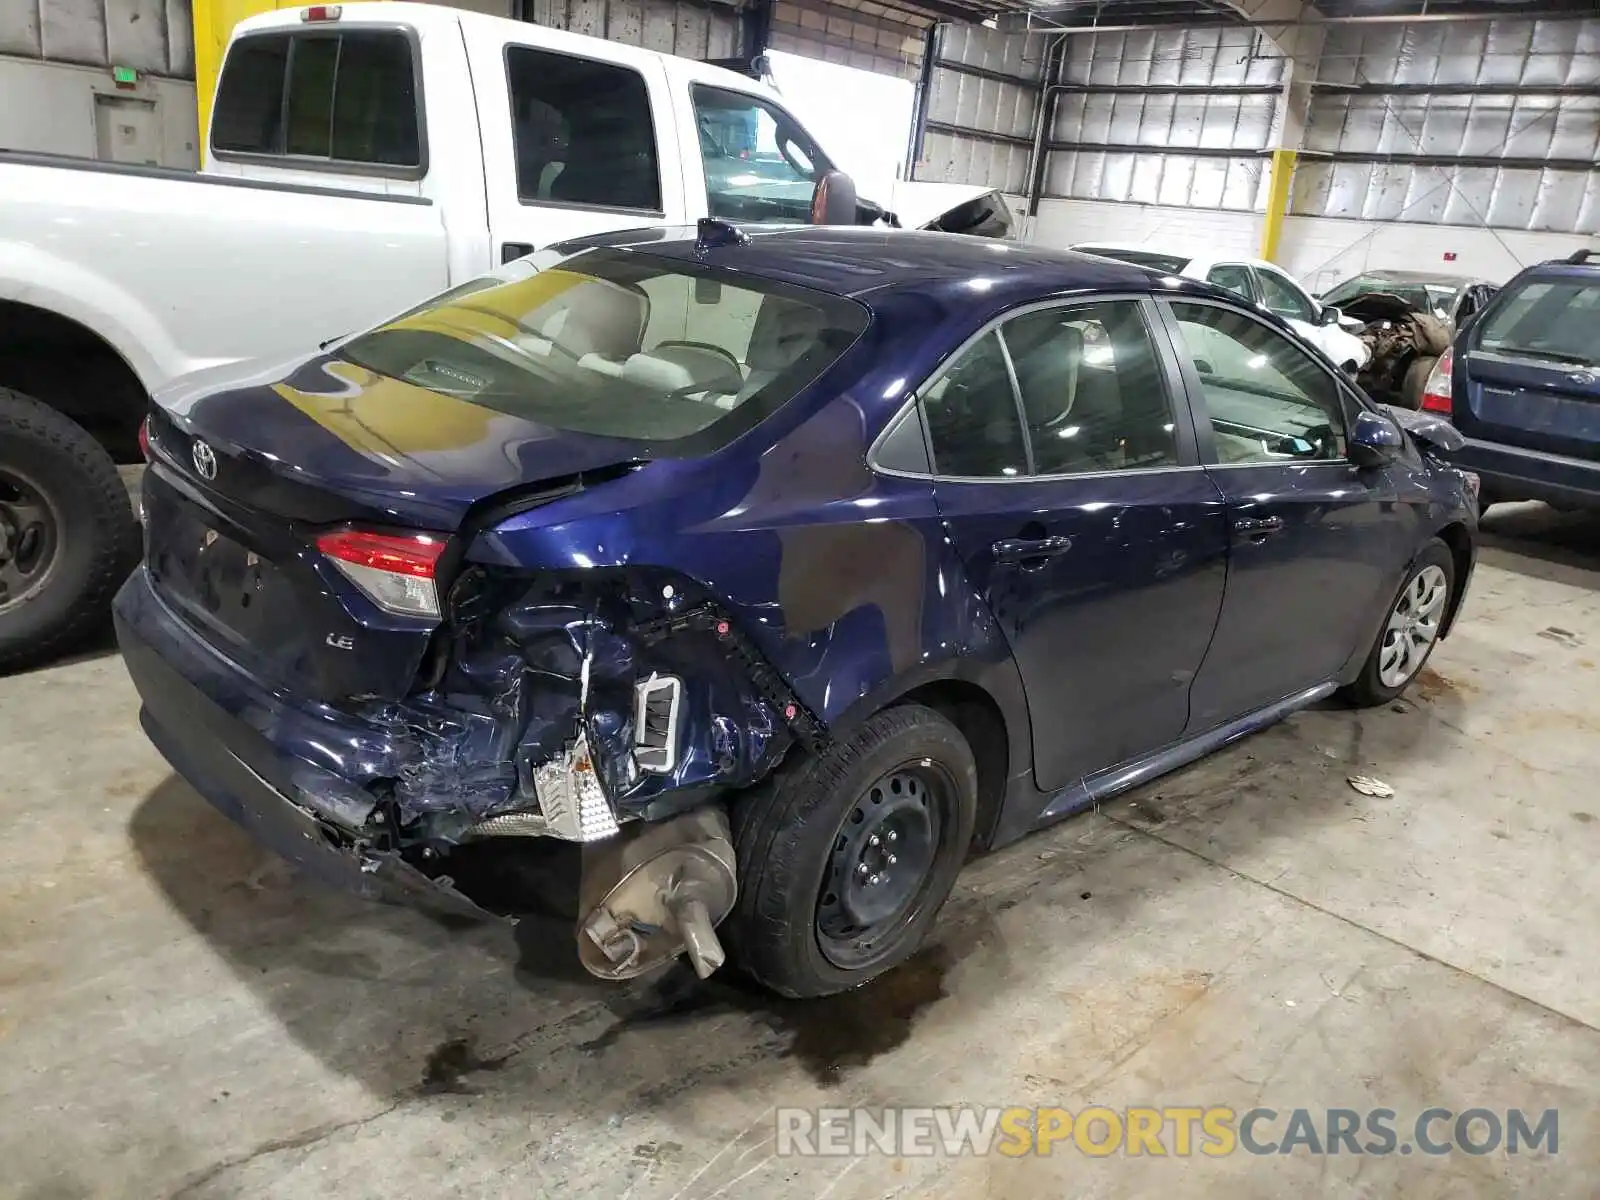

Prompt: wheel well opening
[0,302,148,463]
[1436,521,1473,636]
[901,680,1009,853]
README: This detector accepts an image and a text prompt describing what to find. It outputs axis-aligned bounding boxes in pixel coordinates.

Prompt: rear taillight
[1421,349,1454,414]
[138,417,150,460]
[317,529,446,618]
[300,4,342,20]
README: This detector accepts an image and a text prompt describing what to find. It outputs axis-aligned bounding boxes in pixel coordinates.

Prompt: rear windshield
[1078,248,1190,274]
[336,249,869,447]
[1476,278,1600,367]
[1323,277,1457,318]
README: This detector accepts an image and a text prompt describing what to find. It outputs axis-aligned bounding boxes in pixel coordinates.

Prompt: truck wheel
[725,703,977,998]
[1400,355,1436,410]
[0,388,138,671]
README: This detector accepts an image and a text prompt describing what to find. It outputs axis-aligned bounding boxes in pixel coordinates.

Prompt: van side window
[505,47,662,214]
[212,31,421,169]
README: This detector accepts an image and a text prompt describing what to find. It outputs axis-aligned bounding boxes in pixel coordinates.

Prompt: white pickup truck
[0,1,1008,668]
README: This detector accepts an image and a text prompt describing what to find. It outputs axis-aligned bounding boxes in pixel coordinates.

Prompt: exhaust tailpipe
[577,808,736,981]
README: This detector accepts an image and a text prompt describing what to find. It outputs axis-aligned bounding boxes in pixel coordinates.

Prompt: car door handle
[992,535,1073,563]
[1233,516,1285,540]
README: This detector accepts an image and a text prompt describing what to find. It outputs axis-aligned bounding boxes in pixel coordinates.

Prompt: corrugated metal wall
[920,24,1279,210]
[526,0,931,80]
[524,0,746,59]
[1048,28,1280,211]
[767,0,927,81]
[920,24,1045,192]
[1293,17,1600,233]
[922,14,1598,235]
[0,0,195,77]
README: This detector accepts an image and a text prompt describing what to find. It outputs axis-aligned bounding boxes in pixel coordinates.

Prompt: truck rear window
[1478,279,1600,368]
[335,249,869,450]
[212,30,421,170]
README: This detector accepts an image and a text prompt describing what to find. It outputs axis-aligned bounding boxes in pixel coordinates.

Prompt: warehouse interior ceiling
[1016,0,1599,28]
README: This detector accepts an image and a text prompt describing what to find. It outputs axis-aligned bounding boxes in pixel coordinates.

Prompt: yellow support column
[192,0,289,158]
[1259,148,1297,265]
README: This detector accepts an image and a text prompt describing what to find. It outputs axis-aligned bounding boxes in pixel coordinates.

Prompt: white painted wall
[1284,218,1594,295]
[1024,196,1597,290]
[766,49,917,206]
[0,55,198,167]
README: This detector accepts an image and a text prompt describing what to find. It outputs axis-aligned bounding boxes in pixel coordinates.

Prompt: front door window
[1205,264,1255,302]
[1167,302,1348,464]
[1254,268,1317,324]
[691,86,828,225]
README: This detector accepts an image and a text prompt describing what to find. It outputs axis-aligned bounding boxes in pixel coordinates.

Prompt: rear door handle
[992,535,1073,563]
[1233,516,1285,540]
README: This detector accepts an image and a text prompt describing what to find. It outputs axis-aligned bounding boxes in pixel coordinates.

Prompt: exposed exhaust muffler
[577,807,737,981]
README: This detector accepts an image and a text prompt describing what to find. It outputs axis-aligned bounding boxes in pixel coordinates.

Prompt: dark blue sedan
[115,224,1478,998]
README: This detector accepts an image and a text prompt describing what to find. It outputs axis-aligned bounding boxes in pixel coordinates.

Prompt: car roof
[1340,269,1480,286]
[556,225,1228,308]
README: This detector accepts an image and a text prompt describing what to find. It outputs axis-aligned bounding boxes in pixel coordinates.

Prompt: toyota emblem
[191,439,218,481]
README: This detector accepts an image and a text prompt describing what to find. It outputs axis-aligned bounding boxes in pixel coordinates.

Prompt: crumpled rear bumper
[114,567,492,921]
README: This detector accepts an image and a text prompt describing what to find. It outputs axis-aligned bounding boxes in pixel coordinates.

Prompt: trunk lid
[144,355,644,702]
[1457,352,1600,460]
[155,353,647,529]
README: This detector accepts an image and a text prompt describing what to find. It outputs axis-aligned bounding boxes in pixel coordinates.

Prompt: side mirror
[810,169,858,226]
[1348,409,1405,468]
[1319,304,1344,327]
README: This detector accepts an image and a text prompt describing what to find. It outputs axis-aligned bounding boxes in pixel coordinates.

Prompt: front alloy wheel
[1340,538,1457,708]
[1377,564,1448,689]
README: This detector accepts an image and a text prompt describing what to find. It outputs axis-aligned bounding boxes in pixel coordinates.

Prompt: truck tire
[724,703,977,998]
[0,388,139,671]
[1400,355,1436,410]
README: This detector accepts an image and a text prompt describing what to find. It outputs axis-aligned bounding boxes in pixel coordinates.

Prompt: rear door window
[1001,301,1181,475]
[212,30,422,170]
[920,333,1030,478]
[505,47,662,214]
[1477,279,1600,368]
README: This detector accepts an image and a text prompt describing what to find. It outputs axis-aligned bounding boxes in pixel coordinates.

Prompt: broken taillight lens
[1420,349,1454,415]
[316,529,446,618]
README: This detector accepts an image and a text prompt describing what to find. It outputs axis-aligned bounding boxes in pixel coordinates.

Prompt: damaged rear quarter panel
[410,291,1033,831]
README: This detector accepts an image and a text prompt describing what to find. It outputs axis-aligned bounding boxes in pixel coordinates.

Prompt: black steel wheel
[815,763,954,971]
[726,703,978,998]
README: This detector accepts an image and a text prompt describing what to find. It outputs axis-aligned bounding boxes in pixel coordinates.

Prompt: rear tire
[725,703,977,998]
[0,388,138,672]
[1400,355,1436,410]
[1340,539,1455,708]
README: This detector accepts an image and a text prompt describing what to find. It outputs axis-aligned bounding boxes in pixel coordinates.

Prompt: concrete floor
[3,504,1598,1199]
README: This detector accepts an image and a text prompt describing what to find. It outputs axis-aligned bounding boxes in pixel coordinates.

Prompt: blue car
[115,224,1478,998]
[1422,249,1600,510]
